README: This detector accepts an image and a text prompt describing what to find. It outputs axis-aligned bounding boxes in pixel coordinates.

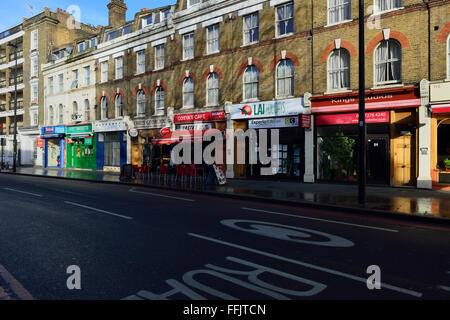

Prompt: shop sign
[84,137,93,146]
[66,123,92,135]
[41,126,66,135]
[128,128,139,137]
[300,114,311,128]
[316,111,390,126]
[179,123,213,130]
[93,120,127,133]
[174,111,226,123]
[160,127,171,136]
[36,138,44,148]
[430,82,450,102]
[249,117,298,129]
[231,98,305,120]
[67,138,74,144]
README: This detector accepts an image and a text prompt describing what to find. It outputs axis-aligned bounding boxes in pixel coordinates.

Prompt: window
[161,9,170,21]
[31,111,38,127]
[78,42,86,52]
[207,72,219,106]
[374,40,401,85]
[59,104,64,124]
[137,90,146,116]
[59,74,64,92]
[115,94,124,118]
[183,33,194,60]
[49,106,54,125]
[155,45,165,70]
[104,133,121,167]
[123,25,131,36]
[276,59,294,97]
[183,77,194,108]
[115,57,123,79]
[73,102,79,120]
[276,2,294,37]
[137,50,146,74]
[327,49,350,91]
[447,35,450,78]
[31,83,38,103]
[101,61,108,83]
[104,25,131,42]
[244,66,259,100]
[155,86,165,116]
[90,37,97,48]
[328,0,351,24]
[142,15,153,28]
[207,24,220,54]
[49,77,54,94]
[31,56,38,78]
[188,0,202,7]
[243,13,259,45]
[85,99,90,122]
[31,30,38,51]
[85,66,90,86]
[374,0,402,13]
[71,70,78,89]
[101,96,108,120]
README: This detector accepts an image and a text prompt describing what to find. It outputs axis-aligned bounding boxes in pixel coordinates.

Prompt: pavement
[0,173,449,301]
[4,166,450,221]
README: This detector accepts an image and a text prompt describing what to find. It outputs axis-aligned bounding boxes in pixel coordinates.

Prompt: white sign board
[93,120,128,133]
[249,116,299,129]
[178,123,213,130]
[231,98,305,120]
[430,82,450,102]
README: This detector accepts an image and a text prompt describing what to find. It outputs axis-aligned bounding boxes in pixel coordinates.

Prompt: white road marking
[129,188,195,202]
[3,188,43,198]
[188,233,423,298]
[0,264,34,300]
[64,201,133,220]
[241,207,398,233]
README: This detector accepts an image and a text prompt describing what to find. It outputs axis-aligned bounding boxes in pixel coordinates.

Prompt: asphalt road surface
[0,174,449,300]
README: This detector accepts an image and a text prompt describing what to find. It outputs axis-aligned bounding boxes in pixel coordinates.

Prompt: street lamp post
[7,41,18,173]
[358,0,366,205]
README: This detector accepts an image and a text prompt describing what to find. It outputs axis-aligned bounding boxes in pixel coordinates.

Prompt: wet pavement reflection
[9,167,450,220]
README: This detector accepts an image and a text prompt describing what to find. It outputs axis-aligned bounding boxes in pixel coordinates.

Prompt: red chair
[140,165,150,179]
[159,165,168,175]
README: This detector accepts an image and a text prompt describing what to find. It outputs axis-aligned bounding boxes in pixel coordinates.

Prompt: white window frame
[101,61,109,83]
[85,66,91,86]
[59,74,64,92]
[78,42,86,52]
[49,77,54,94]
[31,30,38,51]
[31,56,38,78]
[188,0,202,8]
[90,37,97,48]
[243,65,259,101]
[85,99,90,122]
[243,12,259,45]
[275,2,294,38]
[183,32,195,60]
[155,44,165,70]
[71,70,78,89]
[154,86,165,116]
[115,94,124,118]
[206,24,220,54]
[73,101,79,120]
[48,106,54,126]
[137,50,146,74]
[374,39,402,86]
[31,83,38,104]
[327,0,351,25]
[206,72,219,106]
[31,109,38,126]
[183,77,195,108]
[58,104,64,124]
[115,57,123,79]
[141,14,154,29]
[276,59,295,98]
[101,97,108,120]
[373,0,402,14]
[327,49,351,91]
[137,90,146,116]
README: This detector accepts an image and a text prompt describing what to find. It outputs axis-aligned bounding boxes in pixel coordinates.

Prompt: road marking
[241,207,398,233]
[0,264,34,300]
[64,201,134,220]
[129,188,195,202]
[3,188,43,198]
[188,233,423,298]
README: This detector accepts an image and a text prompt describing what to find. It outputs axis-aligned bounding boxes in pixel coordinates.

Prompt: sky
[0,0,176,31]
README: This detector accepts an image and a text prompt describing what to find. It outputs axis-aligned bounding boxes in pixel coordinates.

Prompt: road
[0,174,449,300]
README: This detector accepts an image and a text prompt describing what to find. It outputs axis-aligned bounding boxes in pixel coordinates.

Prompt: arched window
[115,93,123,118]
[154,86,165,116]
[243,65,259,101]
[183,77,194,108]
[58,104,64,124]
[101,96,108,120]
[374,39,401,85]
[207,72,219,106]
[276,59,294,97]
[327,48,350,91]
[73,102,78,115]
[49,105,54,125]
[85,99,90,121]
[137,90,146,116]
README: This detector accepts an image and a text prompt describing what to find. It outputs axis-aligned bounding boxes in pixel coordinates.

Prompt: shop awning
[312,99,421,114]
[431,103,450,114]
[151,129,225,145]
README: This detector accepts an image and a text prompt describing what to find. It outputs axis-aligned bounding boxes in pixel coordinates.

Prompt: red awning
[151,129,225,145]
[432,103,450,114]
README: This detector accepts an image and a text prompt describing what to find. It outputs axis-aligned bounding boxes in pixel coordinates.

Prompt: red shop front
[311,86,421,186]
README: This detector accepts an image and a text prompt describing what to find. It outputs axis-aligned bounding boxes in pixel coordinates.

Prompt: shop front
[430,82,450,186]
[231,98,308,180]
[65,123,97,171]
[311,86,421,186]
[41,125,66,168]
[93,119,128,172]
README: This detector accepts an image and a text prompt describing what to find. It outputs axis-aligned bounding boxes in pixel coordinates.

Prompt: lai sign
[231,98,305,120]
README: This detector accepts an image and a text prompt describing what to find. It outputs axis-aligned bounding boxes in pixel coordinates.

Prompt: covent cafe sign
[231,98,305,120]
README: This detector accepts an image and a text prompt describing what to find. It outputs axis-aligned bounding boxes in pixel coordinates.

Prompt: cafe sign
[231,98,305,120]
[174,111,226,123]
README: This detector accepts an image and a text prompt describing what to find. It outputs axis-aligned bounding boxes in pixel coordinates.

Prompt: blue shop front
[41,126,66,168]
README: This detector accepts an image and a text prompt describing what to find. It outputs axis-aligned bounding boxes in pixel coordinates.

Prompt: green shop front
[66,123,97,170]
